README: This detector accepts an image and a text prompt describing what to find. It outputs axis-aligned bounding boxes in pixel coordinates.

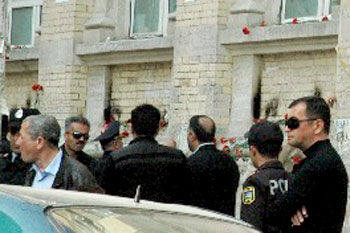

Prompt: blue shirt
[31,150,63,189]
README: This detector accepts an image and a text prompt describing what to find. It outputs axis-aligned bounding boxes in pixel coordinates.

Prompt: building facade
[1,0,350,229]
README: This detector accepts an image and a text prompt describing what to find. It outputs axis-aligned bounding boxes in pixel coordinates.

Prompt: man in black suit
[267,96,348,233]
[187,115,240,216]
[111,104,187,204]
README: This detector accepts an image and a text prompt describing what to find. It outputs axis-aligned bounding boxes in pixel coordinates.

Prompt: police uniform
[241,159,291,233]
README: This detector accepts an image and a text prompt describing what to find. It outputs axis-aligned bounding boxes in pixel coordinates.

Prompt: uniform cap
[94,121,120,142]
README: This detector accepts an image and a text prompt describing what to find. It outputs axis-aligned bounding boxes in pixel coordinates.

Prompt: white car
[0,184,260,233]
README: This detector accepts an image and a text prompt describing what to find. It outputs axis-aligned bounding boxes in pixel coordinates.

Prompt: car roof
[0,184,255,229]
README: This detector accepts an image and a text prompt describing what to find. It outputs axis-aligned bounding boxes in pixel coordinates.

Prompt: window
[281,0,331,24]
[8,0,43,47]
[130,0,177,38]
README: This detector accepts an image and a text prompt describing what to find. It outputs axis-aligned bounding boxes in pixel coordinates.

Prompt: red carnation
[223,145,229,150]
[242,27,250,35]
[213,138,217,144]
[260,20,266,27]
[292,18,298,24]
[229,137,236,143]
[220,137,228,144]
[121,131,129,137]
[292,155,302,164]
[38,85,43,91]
[32,84,39,91]
[322,16,328,22]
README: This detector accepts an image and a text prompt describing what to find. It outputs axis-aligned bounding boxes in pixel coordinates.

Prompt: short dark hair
[64,116,90,133]
[131,104,160,137]
[189,115,216,143]
[248,120,283,158]
[289,96,330,134]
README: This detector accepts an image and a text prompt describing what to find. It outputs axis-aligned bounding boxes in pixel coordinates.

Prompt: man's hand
[291,206,308,226]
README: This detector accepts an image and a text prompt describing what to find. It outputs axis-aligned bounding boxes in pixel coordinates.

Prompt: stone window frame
[129,0,176,39]
[7,0,43,47]
[281,0,331,24]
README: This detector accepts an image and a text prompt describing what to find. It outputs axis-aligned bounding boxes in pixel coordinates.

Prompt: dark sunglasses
[285,117,317,130]
[72,131,89,140]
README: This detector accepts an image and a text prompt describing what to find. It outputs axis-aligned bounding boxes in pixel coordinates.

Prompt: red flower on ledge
[322,16,328,22]
[292,18,298,24]
[32,84,44,91]
[242,27,250,35]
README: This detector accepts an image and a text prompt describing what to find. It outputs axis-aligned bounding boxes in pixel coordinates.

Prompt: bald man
[187,115,240,216]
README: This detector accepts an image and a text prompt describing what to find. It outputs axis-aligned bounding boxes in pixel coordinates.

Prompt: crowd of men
[0,96,348,233]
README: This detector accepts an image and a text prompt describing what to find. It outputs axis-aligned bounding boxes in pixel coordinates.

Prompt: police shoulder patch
[242,186,255,204]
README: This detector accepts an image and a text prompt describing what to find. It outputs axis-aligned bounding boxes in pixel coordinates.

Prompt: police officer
[0,108,40,184]
[241,120,291,233]
[93,121,122,194]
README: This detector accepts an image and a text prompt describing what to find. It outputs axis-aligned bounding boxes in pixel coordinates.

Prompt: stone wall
[4,72,38,109]
[171,0,233,136]
[39,0,94,125]
[261,50,337,120]
[111,62,173,120]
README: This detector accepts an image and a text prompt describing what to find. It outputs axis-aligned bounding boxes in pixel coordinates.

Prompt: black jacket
[24,154,104,193]
[241,160,291,233]
[267,140,348,233]
[111,136,187,204]
[0,152,31,185]
[187,144,240,216]
[61,145,114,193]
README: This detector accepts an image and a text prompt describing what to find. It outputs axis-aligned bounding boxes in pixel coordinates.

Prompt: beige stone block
[181,87,199,95]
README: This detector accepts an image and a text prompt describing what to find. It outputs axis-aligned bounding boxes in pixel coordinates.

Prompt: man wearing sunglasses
[0,108,40,185]
[61,116,92,168]
[267,96,348,233]
[61,116,113,193]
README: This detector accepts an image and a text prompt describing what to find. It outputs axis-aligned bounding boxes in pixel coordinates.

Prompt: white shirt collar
[191,142,215,155]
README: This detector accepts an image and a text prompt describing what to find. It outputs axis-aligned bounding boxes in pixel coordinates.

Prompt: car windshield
[47,207,258,233]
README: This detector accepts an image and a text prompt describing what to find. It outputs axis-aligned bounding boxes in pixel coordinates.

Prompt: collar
[11,152,19,163]
[303,139,330,159]
[257,159,284,171]
[60,144,87,158]
[32,149,63,178]
[129,136,157,145]
[192,142,215,154]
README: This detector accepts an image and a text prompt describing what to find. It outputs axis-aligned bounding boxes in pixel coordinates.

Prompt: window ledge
[7,46,39,61]
[76,36,174,66]
[220,21,338,55]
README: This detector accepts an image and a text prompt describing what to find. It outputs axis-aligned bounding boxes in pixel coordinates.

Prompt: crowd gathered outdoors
[0,96,348,233]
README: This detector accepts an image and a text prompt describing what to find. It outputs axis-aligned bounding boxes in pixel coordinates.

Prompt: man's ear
[36,136,45,150]
[188,130,197,142]
[249,145,257,157]
[313,119,325,135]
[64,131,69,140]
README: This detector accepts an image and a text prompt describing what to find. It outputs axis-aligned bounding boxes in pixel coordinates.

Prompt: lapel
[51,154,66,189]
[25,168,36,186]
